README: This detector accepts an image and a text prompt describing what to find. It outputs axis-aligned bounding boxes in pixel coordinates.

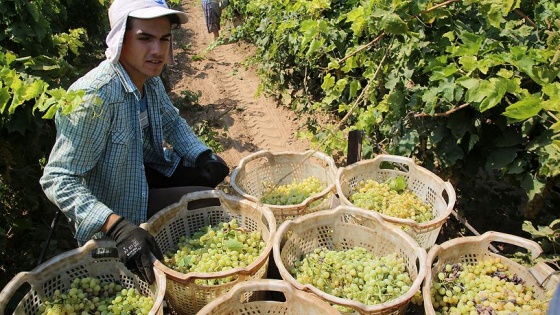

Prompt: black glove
[196,150,229,187]
[107,217,164,284]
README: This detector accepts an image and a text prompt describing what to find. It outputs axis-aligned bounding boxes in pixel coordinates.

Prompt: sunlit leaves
[503,95,542,122]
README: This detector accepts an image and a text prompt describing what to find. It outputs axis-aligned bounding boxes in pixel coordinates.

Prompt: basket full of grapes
[336,154,456,249]
[273,205,427,315]
[423,231,559,315]
[230,150,338,224]
[0,239,166,315]
[140,190,277,315]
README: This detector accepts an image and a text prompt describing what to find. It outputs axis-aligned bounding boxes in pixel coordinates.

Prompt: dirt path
[166,0,312,174]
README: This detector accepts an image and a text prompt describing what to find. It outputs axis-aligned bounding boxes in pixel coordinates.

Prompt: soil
[165,0,314,180]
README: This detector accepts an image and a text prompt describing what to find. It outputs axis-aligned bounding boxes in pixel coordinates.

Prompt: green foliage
[234,0,560,221]
[0,0,108,296]
[522,219,560,267]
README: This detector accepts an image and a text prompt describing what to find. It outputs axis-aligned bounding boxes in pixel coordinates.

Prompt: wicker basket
[336,154,456,249]
[423,231,560,315]
[230,150,338,224]
[140,190,276,315]
[273,205,427,315]
[0,239,166,315]
[197,279,342,314]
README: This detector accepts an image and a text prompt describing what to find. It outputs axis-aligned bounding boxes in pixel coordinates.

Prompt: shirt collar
[111,61,142,100]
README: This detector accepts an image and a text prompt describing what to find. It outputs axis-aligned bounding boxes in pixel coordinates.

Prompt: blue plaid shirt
[40,60,209,243]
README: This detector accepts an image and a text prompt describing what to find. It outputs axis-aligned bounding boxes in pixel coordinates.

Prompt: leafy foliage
[232,0,560,229]
[0,0,108,297]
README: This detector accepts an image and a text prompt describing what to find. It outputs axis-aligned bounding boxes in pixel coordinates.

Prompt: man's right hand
[106,216,163,284]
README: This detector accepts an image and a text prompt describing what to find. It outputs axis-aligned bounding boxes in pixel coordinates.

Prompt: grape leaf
[225,239,244,252]
[388,176,407,192]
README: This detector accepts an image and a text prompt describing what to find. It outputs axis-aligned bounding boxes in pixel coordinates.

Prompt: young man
[40,0,228,283]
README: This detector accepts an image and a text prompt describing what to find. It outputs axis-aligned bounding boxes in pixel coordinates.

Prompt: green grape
[260,177,325,205]
[39,276,153,315]
[163,219,265,285]
[290,246,414,312]
[350,178,434,223]
[429,257,552,314]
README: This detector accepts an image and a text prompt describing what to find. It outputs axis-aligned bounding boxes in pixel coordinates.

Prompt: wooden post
[347,130,363,166]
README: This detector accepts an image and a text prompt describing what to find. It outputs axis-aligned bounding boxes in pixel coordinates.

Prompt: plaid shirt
[40,60,209,243]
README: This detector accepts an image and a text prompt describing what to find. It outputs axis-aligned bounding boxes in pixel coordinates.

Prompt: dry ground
[165,0,315,184]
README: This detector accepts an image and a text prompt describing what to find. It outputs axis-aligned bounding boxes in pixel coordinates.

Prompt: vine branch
[414,103,469,118]
[337,32,385,64]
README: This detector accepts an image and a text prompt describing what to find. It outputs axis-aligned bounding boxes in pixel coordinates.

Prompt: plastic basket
[230,150,339,225]
[423,231,560,315]
[0,239,166,315]
[273,205,427,315]
[197,279,342,314]
[336,154,456,249]
[140,190,276,315]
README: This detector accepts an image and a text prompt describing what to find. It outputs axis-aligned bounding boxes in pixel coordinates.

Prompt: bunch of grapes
[290,246,419,312]
[163,219,265,285]
[260,176,325,205]
[38,277,154,315]
[429,257,552,314]
[349,178,433,223]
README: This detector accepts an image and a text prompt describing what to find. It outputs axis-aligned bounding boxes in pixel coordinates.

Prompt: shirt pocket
[111,128,134,145]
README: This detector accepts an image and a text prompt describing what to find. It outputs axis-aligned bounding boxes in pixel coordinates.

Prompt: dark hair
[126,15,181,30]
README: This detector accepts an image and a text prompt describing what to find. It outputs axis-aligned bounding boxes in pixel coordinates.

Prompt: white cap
[105,0,188,64]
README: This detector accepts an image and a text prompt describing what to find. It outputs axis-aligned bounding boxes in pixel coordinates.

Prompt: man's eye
[161,37,171,42]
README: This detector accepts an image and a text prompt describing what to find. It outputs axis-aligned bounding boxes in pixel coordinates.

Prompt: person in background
[40,0,229,284]
[202,0,227,39]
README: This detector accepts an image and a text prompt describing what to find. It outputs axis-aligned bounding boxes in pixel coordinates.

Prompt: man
[40,0,229,284]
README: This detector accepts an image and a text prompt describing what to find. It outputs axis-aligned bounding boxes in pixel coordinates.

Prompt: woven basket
[0,239,165,315]
[336,154,456,249]
[140,190,276,315]
[197,279,342,314]
[230,150,338,224]
[423,231,560,315]
[273,205,427,315]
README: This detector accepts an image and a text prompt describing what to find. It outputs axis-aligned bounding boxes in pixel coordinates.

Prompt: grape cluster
[430,257,552,314]
[290,246,418,312]
[350,178,433,223]
[38,277,154,315]
[163,219,265,285]
[260,176,325,205]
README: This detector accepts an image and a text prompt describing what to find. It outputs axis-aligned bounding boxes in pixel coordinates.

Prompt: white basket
[273,205,427,315]
[336,154,456,249]
[196,279,342,314]
[423,231,560,315]
[140,190,276,315]
[230,150,339,224]
[0,239,166,315]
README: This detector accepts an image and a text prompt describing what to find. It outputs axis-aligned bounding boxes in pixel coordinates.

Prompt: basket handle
[0,271,33,314]
[216,279,300,303]
[429,231,543,260]
[370,154,417,172]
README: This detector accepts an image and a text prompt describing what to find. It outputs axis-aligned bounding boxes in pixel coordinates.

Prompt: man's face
[120,16,172,90]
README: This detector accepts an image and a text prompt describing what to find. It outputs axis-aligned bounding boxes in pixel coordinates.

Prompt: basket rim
[196,279,342,314]
[336,154,457,228]
[230,149,339,210]
[422,231,559,315]
[142,190,277,284]
[272,205,428,313]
